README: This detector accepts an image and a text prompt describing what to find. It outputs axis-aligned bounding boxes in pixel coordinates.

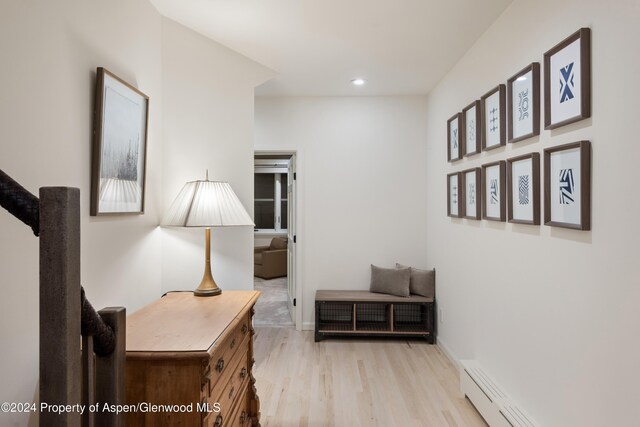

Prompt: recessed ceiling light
[516,76,527,82]
[351,78,367,86]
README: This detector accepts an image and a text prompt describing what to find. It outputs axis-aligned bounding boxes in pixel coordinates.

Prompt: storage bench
[314,290,435,343]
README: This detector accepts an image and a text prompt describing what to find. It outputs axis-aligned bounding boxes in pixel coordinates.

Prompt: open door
[286,155,296,325]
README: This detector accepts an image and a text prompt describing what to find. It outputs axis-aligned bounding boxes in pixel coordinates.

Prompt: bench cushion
[316,290,433,303]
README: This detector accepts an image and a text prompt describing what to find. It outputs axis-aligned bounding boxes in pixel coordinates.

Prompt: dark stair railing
[0,169,125,427]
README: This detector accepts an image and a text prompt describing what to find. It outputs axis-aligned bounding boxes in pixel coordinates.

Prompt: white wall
[160,18,273,294]
[425,1,640,426]
[0,4,273,426]
[255,96,429,328]
[0,1,163,425]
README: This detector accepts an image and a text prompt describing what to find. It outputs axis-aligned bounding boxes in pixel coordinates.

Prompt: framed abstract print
[91,67,149,216]
[462,100,481,156]
[544,28,591,129]
[508,63,540,143]
[481,161,506,222]
[481,84,506,151]
[507,152,540,225]
[544,141,591,230]
[447,113,462,162]
[447,172,462,218]
[462,168,481,220]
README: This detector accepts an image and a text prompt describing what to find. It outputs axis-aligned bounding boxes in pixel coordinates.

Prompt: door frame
[253,149,302,330]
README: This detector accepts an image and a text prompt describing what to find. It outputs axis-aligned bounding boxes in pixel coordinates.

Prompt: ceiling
[150,0,513,96]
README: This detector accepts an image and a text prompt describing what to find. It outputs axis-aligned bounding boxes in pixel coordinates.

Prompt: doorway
[252,152,297,328]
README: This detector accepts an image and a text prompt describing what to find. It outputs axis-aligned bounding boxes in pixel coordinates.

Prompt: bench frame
[314,291,436,343]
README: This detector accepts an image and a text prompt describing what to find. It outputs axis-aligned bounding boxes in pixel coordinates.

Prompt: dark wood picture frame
[544,141,591,230]
[462,168,481,220]
[481,84,506,151]
[462,100,481,157]
[447,113,462,162]
[447,172,462,218]
[507,152,540,225]
[543,28,591,130]
[481,160,506,222]
[507,63,540,143]
[91,67,149,216]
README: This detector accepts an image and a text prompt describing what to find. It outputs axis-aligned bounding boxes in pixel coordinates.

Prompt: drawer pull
[216,358,225,373]
[240,367,247,379]
[240,411,247,424]
[228,386,235,400]
[241,324,248,334]
[214,415,223,427]
[230,338,236,349]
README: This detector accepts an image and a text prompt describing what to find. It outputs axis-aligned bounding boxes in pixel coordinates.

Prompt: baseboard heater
[460,360,537,427]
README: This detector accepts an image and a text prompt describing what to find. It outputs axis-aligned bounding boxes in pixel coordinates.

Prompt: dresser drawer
[227,381,253,427]
[215,347,250,415]
[203,311,252,396]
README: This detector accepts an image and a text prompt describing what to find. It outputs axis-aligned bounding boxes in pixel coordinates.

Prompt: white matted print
[481,85,505,151]
[508,63,540,143]
[463,168,480,219]
[482,161,505,221]
[508,153,540,225]
[91,67,149,216]
[447,113,461,162]
[512,159,533,221]
[463,100,481,156]
[544,28,591,129]
[544,141,591,230]
[447,173,461,217]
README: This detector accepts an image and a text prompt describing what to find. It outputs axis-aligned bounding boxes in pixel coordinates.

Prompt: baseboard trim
[436,336,462,371]
[302,321,314,331]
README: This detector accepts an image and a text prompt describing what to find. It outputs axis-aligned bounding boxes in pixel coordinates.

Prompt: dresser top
[126,291,260,353]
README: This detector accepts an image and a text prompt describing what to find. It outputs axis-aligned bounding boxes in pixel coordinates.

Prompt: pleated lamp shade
[163,180,254,227]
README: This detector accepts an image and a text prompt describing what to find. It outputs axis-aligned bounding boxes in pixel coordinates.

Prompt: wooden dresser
[125,291,261,426]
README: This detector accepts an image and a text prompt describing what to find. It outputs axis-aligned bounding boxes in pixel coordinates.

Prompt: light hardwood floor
[253,327,487,427]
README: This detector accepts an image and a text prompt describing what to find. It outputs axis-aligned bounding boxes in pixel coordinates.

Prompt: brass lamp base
[194,227,222,297]
[194,286,221,297]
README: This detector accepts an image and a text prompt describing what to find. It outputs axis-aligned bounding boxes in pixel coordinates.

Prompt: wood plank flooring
[253,327,487,427]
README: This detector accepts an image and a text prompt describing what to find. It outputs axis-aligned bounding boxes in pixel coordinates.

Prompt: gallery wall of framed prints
[445,27,592,232]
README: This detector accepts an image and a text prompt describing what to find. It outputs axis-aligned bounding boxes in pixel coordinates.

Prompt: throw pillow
[370,264,410,297]
[396,263,435,298]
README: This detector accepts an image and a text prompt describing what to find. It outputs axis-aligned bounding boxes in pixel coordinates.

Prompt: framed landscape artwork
[544,28,591,129]
[91,68,149,216]
[507,153,540,225]
[447,113,462,162]
[462,168,481,220]
[508,63,540,143]
[544,141,591,230]
[481,84,506,151]
[462,100,481,157]
[482,161,506,222]
[447,172,462,218]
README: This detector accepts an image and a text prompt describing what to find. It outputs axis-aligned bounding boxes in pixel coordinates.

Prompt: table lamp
[162,172,254,296]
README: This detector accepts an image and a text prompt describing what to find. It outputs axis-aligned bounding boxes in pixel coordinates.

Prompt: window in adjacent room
[254,157,290,232]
